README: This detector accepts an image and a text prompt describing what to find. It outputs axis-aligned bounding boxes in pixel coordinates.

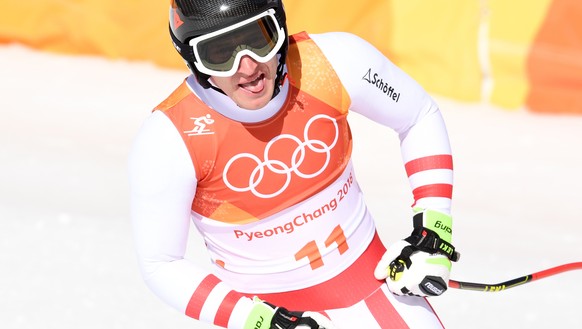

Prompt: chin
[235,91,273,110]
[238,99,271,110]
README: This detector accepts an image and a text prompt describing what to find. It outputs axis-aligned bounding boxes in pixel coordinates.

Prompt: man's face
[209,55,279,110]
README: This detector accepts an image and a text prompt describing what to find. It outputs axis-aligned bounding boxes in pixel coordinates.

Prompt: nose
[237,55,259,76]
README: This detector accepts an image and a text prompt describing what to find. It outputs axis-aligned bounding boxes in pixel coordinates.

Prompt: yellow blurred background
[1,0,580,114]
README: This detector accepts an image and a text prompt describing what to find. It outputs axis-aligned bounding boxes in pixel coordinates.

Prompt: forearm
[399,109,453,214]
[138,256,252,328]
[128,111,249,327]
[131,191,253,328]
[312,33,453,214]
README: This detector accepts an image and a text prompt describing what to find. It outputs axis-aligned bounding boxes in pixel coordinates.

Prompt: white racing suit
[129,32,453,328]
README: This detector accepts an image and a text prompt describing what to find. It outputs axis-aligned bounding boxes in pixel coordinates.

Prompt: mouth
[239,73,266,94]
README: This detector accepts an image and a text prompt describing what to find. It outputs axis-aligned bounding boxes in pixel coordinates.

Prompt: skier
[129,0,460,328]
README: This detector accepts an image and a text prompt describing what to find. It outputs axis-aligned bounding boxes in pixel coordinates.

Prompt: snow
[1,44,581,329]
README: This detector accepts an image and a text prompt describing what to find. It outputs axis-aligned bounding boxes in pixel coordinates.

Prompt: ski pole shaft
[448,262,582,292]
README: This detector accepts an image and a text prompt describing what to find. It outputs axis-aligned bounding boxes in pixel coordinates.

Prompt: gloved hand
[244,297,336,329]
[374,209,460,297]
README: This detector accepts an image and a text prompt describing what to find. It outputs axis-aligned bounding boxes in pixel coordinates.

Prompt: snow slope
[1,44,581,329]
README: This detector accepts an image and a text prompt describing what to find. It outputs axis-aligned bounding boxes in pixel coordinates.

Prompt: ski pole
[448,262,582,292]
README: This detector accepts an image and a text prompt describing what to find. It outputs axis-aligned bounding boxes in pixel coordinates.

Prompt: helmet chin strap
[271,53,287,99]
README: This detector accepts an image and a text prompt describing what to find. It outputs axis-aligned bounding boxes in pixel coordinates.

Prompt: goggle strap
[272,49,287,99]
[170,25,216,89]
[169,24,196,64]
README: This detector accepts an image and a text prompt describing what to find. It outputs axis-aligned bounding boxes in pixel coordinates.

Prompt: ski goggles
[189,9,285,77]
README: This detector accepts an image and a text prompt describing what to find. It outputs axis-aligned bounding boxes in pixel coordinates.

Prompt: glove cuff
[410,209,460,262]
[244,297,275,329]
[413,208,453,243]
[245,297,319,329]
[405,227,460,262]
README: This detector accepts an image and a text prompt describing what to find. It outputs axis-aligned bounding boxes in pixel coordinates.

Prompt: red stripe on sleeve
[405,155,453,177]
[412,184,453,202]
[214,290,245,328]
[185,275,221,319]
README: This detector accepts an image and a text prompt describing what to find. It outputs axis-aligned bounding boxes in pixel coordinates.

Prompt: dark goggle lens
[196,16,279,71]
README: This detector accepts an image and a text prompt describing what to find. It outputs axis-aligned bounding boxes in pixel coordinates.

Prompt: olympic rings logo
[223,114,339,199]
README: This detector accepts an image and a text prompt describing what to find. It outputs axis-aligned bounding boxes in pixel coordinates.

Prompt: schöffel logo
[223,114,339,198]
[362,68,401,103]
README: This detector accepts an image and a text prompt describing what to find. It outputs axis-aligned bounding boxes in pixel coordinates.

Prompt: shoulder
[303,32,390,73]
[308,32,379,60]
[128,111,195,187]
[288,32,377,60]
[308,32,371,49]
[155,79,193,112]
[297,32,396,94]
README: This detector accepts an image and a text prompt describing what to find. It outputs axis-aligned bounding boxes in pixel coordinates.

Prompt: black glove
[375,209,460,297]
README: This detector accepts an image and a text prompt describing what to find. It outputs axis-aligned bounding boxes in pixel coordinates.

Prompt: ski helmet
[169,0,288,94]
